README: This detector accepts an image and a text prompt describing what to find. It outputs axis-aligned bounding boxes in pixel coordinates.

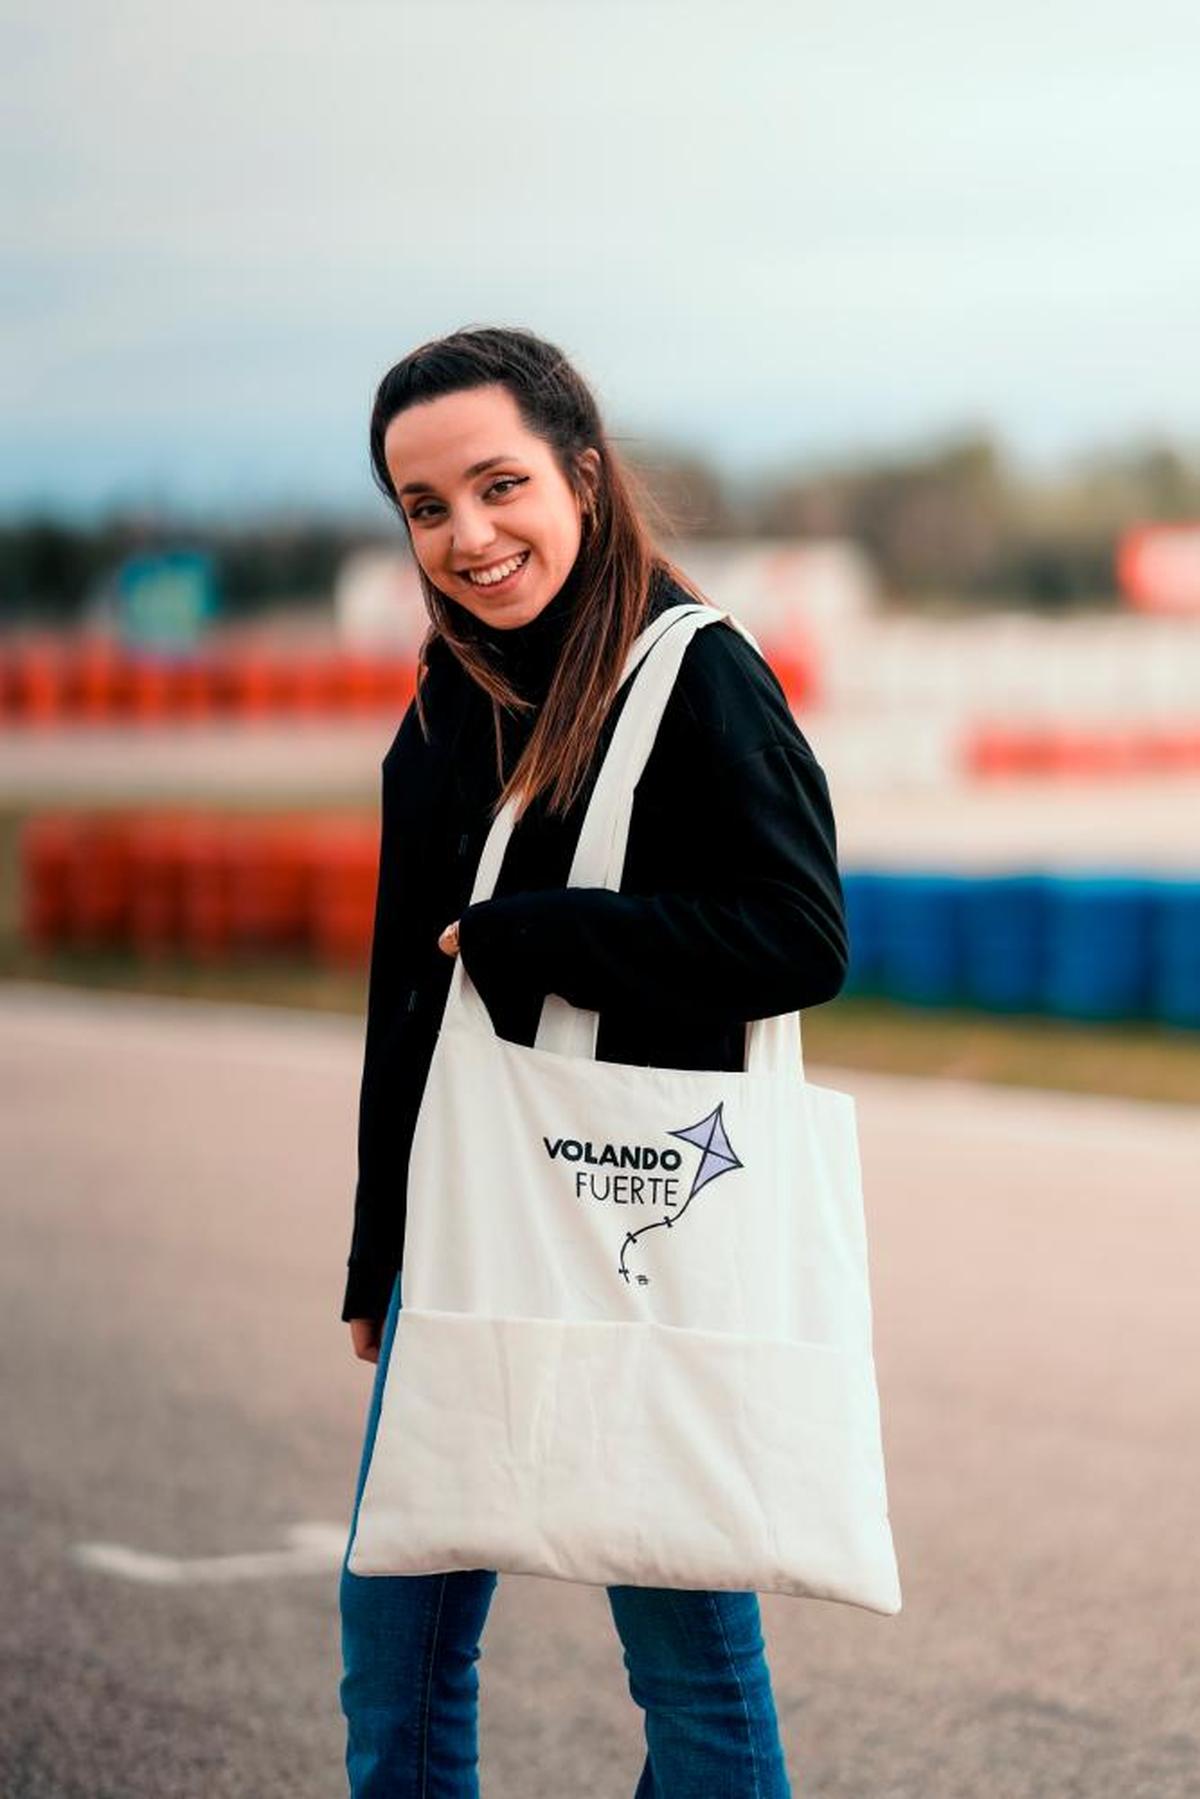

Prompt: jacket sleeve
[456,631,849,1025]
[341,746,417,1323]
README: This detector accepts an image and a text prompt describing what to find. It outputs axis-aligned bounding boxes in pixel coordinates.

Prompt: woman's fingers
[349,1318,382,1363]
[438,919,460,956]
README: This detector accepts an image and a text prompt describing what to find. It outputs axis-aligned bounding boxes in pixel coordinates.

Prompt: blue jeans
[339,1277,793,1798]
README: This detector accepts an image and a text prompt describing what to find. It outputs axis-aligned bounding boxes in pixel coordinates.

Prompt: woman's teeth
[465,550,529,586]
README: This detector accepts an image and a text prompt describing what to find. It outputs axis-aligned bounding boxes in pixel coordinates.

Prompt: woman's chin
[472,585,561,632]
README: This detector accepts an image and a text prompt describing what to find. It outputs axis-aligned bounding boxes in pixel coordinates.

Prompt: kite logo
[618,1102,743,1286]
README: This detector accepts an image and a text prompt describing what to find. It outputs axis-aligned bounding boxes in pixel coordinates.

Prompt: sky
[3,0,1199,520]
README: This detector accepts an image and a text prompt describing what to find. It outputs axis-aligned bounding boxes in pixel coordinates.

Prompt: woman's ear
[577,446,602,512]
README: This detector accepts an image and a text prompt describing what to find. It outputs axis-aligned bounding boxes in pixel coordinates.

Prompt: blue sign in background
[114,550,218,648]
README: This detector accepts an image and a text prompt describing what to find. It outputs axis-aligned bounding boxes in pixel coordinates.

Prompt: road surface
[1,983,1197,1797]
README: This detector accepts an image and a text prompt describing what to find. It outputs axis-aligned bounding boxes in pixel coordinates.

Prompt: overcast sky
[3,0,1199,519]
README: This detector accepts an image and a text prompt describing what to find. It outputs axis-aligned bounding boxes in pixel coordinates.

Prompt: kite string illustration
[617,1102,743,1284]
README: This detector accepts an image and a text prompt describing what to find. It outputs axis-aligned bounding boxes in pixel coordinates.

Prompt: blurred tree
[3,434,1198,625]
[625,444,735,540]
[0,519,92,623]
[753,431,1014,599]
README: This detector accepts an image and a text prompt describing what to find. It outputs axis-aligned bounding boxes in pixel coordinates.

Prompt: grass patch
[804,993,1199,1107]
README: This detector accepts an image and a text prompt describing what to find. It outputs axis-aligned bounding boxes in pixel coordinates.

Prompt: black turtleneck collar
[472,558,584,700]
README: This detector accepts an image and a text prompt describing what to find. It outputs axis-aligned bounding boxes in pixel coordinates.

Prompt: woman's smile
[459,548,531,593]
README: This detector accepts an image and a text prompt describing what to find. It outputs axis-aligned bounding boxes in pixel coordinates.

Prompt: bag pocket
[348,1307,901,1615]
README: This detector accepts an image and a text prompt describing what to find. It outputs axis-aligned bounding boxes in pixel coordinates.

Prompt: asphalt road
[2,983,1197,1798]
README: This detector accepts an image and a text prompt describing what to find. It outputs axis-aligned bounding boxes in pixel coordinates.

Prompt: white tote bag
[348,602,902,1615]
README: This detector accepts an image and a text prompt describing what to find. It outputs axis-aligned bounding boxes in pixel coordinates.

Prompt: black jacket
[342,565,849,1322]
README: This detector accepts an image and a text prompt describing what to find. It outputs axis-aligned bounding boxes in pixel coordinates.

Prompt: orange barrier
[76,641,132,721]
[127,813,180,956]
[20,814,80,949]
[286,653,343,718]
[6,628,820,727]
[66,813,136,946]
[309,819,381,965]
[222,653,284,718]
[177,814,240,962]
[128,657,177,724]
[227,816,315,949]
[964,724,1200,778]
[6,641,74,727]
[19,808,383,968]
[0,641,416,727]
[172,657,219,720]
[767,644,819,709]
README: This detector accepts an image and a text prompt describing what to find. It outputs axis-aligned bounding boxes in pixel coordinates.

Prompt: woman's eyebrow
[398,454,522,498]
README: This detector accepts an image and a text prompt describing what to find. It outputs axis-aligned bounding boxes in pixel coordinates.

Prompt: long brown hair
[368,325,713,821]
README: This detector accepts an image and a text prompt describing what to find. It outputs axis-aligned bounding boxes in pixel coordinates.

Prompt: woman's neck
[459,556,586,700]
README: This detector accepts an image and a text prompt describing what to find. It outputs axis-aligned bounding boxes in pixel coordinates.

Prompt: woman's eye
[407,476,526,525]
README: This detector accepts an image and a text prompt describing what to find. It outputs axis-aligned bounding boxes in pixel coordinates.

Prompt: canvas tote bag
[348,601,902,1615]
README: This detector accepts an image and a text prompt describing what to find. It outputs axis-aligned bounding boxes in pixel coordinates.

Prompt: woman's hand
[438,919,460,956]
[349,1318,384,1364]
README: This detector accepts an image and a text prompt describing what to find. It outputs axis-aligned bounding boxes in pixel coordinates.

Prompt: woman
[340,325,850,1797]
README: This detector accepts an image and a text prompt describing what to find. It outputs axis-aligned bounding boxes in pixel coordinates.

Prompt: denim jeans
[339,1276,793,1798]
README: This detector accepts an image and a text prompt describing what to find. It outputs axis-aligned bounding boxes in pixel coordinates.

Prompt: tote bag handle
[447,602,806,1079]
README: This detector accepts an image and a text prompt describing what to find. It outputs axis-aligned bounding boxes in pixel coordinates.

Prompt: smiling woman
[385,384,592,630]
[364,325,714,826]
[339,323,859,1799]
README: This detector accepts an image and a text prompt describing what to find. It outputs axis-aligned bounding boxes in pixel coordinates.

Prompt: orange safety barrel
[66,811,135,945]
[764,633,820,710]
[223,652,284,718]
[288,653,343,718]
[964,723,1200,779]
[1143,726,1200,772]
[961,726,1003,778]
[201,650,248,719]
[375,656,417,715]
[308,818,380,965]
[171,654,220,721]
[127,655,177,724]
[334,653,388,715]
[268,657,303,717]
[20,813,81,950]
[176,812,238,960]
[8,639,74,727]
[1041,729,1124,777]
[127,810,191,955]
[227,813,315,949]
[75,640,133,722]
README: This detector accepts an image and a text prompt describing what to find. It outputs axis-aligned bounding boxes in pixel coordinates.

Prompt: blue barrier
[842,871,890,993]
[877,872,971,1007]
[960,872,1051,1013]
[1152,880,1200,1031]
[840,868,1198,1030]
[1042,875,1157,1021]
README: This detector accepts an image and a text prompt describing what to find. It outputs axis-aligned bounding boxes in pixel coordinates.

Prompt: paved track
[1,983,1197,1798]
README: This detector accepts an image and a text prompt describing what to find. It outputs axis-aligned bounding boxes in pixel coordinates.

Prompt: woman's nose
[451,505,497,557]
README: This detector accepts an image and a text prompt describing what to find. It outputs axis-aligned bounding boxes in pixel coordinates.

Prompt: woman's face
[383,382,598,630]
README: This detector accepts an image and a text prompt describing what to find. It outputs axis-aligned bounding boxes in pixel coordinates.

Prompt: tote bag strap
[459,601,696,909]
[447,601,805,1079]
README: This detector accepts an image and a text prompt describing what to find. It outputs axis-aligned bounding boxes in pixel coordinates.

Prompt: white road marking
[72,1522,348,1584]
